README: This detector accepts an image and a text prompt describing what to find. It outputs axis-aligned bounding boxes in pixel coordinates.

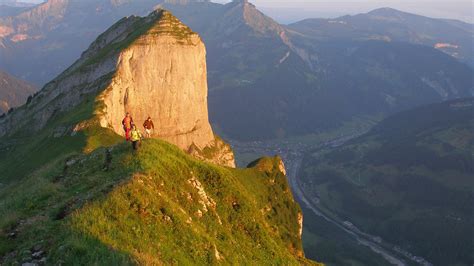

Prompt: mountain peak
[219,0,284,36]
[79,9,198,66]
[0,9,236,167]
[9,0,68,18]
[232,0,249,4]
[367,7,418,18]
[163,0,211,5]
[228,0,258,12]
[369,7,400,14]
[141,9,197,39]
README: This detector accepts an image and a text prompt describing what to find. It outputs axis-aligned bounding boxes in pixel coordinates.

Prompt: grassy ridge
[0,127,315,264]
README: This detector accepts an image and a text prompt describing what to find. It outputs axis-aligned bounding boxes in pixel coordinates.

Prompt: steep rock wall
[99,13,214,150]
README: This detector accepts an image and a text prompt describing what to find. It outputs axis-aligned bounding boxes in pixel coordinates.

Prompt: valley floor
[231,137,432,266]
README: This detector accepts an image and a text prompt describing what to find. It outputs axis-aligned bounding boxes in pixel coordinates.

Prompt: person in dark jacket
[143,116,155,138]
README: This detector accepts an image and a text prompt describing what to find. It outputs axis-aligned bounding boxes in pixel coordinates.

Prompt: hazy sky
[20,0,474,23]
[215,0,474,23]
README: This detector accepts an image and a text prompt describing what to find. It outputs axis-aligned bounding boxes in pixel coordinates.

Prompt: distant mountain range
[0,69,36,113]
[163,1,474,140]
[0,0,473,141]
[0,0,37,7]
[0,0,163,85]
[299,97,474,265]
[289,7,474,67]
[0,0,37,17]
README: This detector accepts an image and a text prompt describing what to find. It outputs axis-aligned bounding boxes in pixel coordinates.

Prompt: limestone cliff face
[98,11,214,151]
[0,9,235,167]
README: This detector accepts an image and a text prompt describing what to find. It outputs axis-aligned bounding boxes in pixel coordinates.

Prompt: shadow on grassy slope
[0,132,316,264]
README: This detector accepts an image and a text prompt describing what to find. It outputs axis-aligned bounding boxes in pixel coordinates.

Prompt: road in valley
[287,156,406,266]
[231,137,432,266]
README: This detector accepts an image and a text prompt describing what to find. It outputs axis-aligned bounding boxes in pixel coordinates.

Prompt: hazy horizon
[13,0,474,23]
[215,0,474,24]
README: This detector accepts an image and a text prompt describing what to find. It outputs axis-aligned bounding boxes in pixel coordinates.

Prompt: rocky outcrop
[0,9,235,167]
[189,136,236,168]
[247,155,305,257]
[0,70,36,113]
[247,156,287,176]
[98,11,214,150]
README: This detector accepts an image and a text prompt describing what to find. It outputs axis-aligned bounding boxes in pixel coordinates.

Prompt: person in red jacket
[122,112,134,141]
[143,116,155,138]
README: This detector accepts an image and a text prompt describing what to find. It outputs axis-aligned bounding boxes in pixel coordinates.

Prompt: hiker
[122,112,134,141]
[130,125,142,151]
[143,116,155,138]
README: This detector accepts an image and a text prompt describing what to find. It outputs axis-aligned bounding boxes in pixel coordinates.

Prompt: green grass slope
[0,103,317,264]
[0,135,317,264]
[300,98,474,265]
